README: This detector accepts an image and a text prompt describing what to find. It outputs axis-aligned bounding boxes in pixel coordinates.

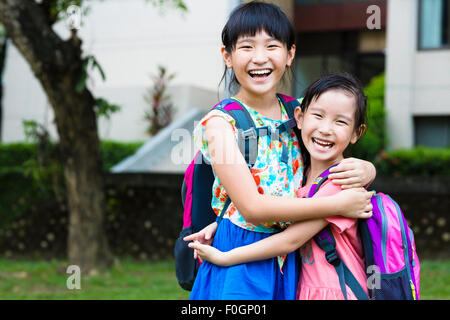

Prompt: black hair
[300,72,368,131]
[219,1,295,95]
[298,73,368,169]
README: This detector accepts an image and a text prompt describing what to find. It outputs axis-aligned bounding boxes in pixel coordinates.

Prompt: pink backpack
[310,165,421,300]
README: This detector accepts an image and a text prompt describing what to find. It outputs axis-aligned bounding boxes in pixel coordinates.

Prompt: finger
[366,191,374,199]
[188,242,197,250]
[328,170,357,180]
[341,183,364,190]
[331,177,361,186]
[329,161,356,173]
[360,211,373,219]
[184,233,198,241]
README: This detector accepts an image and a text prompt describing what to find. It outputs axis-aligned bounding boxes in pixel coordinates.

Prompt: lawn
[0,258,448,300]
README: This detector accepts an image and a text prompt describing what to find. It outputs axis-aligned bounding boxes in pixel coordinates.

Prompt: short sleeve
[313,180,357,233]
[192,109,239,163]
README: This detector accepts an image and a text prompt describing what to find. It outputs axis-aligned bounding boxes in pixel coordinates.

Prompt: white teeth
[249,69,271,76]
[313,138,333,147]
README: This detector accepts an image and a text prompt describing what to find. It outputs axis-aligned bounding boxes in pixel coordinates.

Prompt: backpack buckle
[238,128,258,166]
[241,128,257,140]
[325,250,341,266]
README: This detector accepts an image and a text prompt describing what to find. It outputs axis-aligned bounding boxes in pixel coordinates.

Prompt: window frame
[417,0,450,51]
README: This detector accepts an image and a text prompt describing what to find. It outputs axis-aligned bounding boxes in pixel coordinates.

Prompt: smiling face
[221,30,295,100]
[295,89,365,166]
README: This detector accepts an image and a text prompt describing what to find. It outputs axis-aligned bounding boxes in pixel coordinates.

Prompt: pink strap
[182,152,198,228]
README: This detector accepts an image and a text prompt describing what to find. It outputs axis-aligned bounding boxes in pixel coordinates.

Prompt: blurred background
[0,0,448,299]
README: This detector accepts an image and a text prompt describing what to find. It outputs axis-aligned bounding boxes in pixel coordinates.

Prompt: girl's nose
[318,122,333,135]
[252,48,268,64]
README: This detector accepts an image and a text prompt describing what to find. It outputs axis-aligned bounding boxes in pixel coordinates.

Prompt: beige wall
[413,51,450,115]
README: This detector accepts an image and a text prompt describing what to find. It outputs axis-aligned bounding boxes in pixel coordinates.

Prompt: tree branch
[40,0,59,26]
[0,0,79,79]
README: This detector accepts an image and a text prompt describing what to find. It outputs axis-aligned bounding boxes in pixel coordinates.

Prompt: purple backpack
[310,165,421,300]
[175,94,302,291]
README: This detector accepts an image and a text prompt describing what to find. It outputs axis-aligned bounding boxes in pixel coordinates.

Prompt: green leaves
[76,55,106,93]
[94,98,121,120]
[348,72,387,162]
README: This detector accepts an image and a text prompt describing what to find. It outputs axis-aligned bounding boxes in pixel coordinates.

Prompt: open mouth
[248,69,273,79]
[312,137,334,149]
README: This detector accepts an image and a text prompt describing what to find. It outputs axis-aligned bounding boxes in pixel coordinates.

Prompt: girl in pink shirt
[190,73,370,300]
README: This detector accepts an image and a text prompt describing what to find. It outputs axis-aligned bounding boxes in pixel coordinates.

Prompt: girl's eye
[337,120,347,125]
[312,113,322,118]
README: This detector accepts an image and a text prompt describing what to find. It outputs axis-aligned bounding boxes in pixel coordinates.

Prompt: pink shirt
[296,180,368,300]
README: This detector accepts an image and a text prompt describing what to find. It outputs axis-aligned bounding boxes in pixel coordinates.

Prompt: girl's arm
[328,158,376,189]
[189,218,328,266]
[205,117,373,224]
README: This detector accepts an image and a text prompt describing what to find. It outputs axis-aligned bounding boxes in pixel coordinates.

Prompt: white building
[385,0,450,149]
[2,0,239,143]
[1,0,448,172]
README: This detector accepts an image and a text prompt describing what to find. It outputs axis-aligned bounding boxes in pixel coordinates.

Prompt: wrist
[221,251,234,267]
[328,193,345,216]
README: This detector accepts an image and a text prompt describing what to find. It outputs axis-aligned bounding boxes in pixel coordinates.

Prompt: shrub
[348,72,386,162]
[0,141,144,172]
[0,141,144,226]
[376,146,450,177]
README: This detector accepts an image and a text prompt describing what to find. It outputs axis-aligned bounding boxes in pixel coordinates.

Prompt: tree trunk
[0,0,112,273]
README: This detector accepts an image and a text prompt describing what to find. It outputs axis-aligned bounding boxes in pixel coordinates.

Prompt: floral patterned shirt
[193,97,304,233]
[193,96,304,271]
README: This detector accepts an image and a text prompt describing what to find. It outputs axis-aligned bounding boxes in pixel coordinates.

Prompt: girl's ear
[350,124,367,144]
[286,44,296,67]
[294,106,303,130]
[221,46,233,69]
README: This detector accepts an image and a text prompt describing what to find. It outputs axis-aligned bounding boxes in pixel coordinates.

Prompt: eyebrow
[236,37,279,44]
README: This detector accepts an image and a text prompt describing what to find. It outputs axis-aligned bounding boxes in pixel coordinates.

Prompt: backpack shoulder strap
[276,93,311,169]
[214,99,259,168]
[307,163,339,197]
[211,99,257,225]
[314,227,368,300]
[309,163,369,300]
[276,93,299,132]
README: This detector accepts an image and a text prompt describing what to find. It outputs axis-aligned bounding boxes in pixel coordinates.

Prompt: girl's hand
[183,222,218,260]
[188,241,230,266]
[328,158,376,189]
[332,188,373,219]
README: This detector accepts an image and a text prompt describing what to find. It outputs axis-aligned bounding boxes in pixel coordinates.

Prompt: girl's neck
[234,89,280,119]
[307,156,344,185]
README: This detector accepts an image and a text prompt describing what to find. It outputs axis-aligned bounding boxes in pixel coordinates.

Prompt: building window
[419,0,450,49]
[414,116,450,147]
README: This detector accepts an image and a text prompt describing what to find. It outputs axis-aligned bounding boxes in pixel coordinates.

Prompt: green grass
[0,258,190,300]
[419,260,450,300]
[0,258,448,300]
